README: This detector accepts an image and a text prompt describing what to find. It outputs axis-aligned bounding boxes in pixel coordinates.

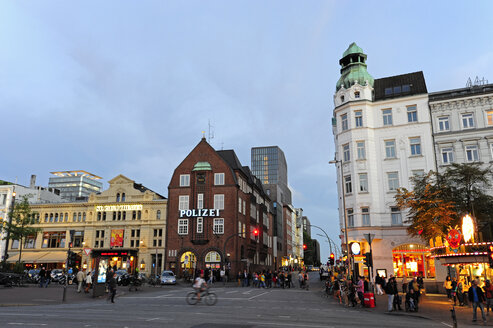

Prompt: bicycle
[186,286,217,305]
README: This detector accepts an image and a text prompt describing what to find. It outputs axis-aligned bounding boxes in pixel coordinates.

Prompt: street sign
[83,248,92,256]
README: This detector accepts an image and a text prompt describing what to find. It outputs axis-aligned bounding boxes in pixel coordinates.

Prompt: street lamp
[329,159,352,280]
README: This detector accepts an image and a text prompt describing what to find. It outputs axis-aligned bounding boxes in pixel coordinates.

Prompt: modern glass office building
[48,170,103,201]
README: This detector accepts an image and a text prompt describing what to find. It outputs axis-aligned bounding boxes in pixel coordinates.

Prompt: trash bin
[364,292,375,308]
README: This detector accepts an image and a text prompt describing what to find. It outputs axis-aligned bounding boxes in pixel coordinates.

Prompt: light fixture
[462,214,475,243]
[351,242,361,255]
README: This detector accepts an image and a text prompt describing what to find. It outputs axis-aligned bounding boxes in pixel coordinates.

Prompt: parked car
[50,269,64,281]
[160,271,176,285]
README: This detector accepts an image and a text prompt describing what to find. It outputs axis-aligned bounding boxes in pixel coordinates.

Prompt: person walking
[220,268,226,286]
[304,272,309,291]
[357,276,365,307]
[298,271,304,289]
[45,269,51,288]
[375,274,384,295]
[468,279,486,323]
[444,276,453,300]
[385,275,397,312]
[39,267,46,288]
[456,278,465,306]
[108,273,117,303]
[484,279,493,315]
[84,271,92,293]
[76,269,86,293]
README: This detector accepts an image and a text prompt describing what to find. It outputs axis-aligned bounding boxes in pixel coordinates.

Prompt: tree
[2,196,40,265]
[396,171,458,241]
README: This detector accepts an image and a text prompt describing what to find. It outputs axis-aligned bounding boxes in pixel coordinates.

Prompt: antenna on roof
[467,76,489,88]
[208,120,215,142]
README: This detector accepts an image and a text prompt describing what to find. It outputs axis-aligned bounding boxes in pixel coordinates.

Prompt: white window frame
[213,218,224,234]
[355,111,363,127]
[387,172,399,191]
[461,113,475,129]
[238,197,242,213]
[382,109,393,126]
[214,173,225,185]
[343,144,350,162]
[361,207,370,226]
[359,173,368,192]
[178,219,189,235]
[179,174,190,187]
[357,141,366,159]
[391,207,402,225]
[214,194,224,210]
[347,208,354,227]
[441,147,454,164]
[344,175,352,194]
[385,140,396,159]
[196,217,203,234]
[410,137,422,156]
[465,145,479,162]
[197,193,204,209]
[178,195,189,210]
[341,113,348,131]
[407,105,418,123]
[438,116,450,131]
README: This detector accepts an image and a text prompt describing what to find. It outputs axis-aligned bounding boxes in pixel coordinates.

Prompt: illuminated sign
[95,204,143,212]
[179,209,220,218]
[462,214,475,243]
[351,242,361,255]
[100,252,128,256]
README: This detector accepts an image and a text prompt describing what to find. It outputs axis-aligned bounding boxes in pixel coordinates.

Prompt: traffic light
[252,228,259,241]
[363,252,372,267]
[303,244,307,250]
[488,245,493,268]
[67,251,77,268]
[329,253,335,265]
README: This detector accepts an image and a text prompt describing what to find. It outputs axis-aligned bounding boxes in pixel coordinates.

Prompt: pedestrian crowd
[234,269,310,289]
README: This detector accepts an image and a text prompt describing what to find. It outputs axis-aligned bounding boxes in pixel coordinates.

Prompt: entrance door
[180,251,197,278]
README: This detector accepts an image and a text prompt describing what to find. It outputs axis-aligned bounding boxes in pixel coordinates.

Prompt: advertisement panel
[110,229,124,247]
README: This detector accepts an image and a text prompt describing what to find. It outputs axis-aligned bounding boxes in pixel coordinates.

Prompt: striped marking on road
[248,291,269,300]
[226,291,238,294]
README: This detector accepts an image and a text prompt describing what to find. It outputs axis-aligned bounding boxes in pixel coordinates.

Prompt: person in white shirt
[193,272,207,301]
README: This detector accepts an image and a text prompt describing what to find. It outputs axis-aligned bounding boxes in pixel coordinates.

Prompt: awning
[6,252,49,263]
[37,251,67,263]
[438,255,488,265]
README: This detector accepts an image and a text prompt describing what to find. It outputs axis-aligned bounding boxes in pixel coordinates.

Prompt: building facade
[332,43,438,281]
[165,138,274,278]
[48,170,103,202]
[5,175,167,276]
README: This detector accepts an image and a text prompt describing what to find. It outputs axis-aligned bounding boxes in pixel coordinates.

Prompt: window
[44,214,48,222]
[411,170,425,177]
[214,173,225,185]
[153,229,163,247]
[393,86,401,94]
[490,144,493,160]
[441,148,454,164]
[95,230,105,248]
[137,210,141,220]
[73,231,84,247]
[238,197,242,213]
[487,110,493,126]
[465,145,479,162]
[343,144,350,162]
[242,200,246,215]
[344,175,352,194]
[359,173,368,192]
[462,113,474,129]
[354,91,360,99]
[78,213,81,222]
[410,137,422,156]
[130,229,140,248]
[438,116,450,131]
[387,172,399,191]
[24,235,36,249]
[121,193,126,202]
[383,109,393,126]
[179,174,190,187]
[0,194,6,206]
[178,219,189,235]
[54,213,58,223]
[362,208,370,226]
[402,84,411,92]
[391,207,402,225]
[357,141,366,159]
[116,193,120,202]
[179,195,189,210]
[385,140,396,158]
[213,218,224,234]
[197,193,204,210]
[341,114,348,131]
[214,194,224,210]
[340,95,344,102]
[355,111,363,127]
[156,210,161,220]
[384,88,392,96]
[197,217,203,233]
[41,232,66,248]
[347,209,354,227]
[407,106,417,122]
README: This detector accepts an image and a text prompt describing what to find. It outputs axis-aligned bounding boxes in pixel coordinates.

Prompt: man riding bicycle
[193,271,207,301]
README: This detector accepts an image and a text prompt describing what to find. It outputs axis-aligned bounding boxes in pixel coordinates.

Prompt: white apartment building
[331,43,440,281]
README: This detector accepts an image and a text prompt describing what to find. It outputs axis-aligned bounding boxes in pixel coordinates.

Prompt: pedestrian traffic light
[488,245,493,268]
[252,228,259,241]
[303,244,307,250]
[363,252,372,267]
[329,253,335,265]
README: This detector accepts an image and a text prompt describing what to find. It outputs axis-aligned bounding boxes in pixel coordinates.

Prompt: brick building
[165,138,274,278]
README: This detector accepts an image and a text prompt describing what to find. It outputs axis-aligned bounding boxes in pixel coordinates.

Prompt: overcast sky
[2,1,493,261]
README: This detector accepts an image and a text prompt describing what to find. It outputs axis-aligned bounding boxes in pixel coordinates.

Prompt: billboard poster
[110,229,124,247]
[97,258,108,283]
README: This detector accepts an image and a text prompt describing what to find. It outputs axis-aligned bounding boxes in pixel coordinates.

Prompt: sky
[1,1,493,262]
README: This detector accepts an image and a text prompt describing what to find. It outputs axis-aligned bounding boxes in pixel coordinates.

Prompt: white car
[160,271,177,285]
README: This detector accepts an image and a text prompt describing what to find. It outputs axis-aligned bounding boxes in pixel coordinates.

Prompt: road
[0,273,456,327]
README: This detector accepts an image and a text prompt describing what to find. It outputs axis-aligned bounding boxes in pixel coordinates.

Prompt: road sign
[83,248,92,256]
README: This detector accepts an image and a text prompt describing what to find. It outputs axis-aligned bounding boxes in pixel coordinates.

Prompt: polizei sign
[179,209,220,218]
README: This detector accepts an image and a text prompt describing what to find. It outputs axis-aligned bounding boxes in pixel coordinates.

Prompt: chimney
[30,175,36,188]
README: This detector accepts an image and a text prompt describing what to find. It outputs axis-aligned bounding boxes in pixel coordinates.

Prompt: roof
[342,42,364,58]
[336,43,373,91]
[373,71,427,101]
[429,83,493,102]
[133,183,166,199]
[50,170,102,180]
[192,162,212,171]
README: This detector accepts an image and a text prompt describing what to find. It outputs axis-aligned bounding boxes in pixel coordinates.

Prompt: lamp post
[329,159,352,280]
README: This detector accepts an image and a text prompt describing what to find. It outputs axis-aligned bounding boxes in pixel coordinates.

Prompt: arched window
[54,213,58,222]
[73,213,76,222]
[82,212,86,222]
[341,95,345,102]
[65,213,68,222]
[49,213,53,222]
[116,193,120,202]
[354,91,360,99]
[97,212,102,221]
[205,251,221,263]
[121,193,126,202]
[156,210,161,220]
[44,214,48,223]
[78,212,81,222]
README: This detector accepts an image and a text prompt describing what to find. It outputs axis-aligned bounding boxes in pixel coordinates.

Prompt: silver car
[160,271,176,285]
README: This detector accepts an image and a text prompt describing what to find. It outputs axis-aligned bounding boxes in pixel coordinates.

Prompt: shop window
[41,232,66,248]
[392,244,433,278]
[205,251,221,269]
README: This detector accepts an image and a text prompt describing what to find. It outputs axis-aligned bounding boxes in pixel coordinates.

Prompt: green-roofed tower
[336,42,374,91]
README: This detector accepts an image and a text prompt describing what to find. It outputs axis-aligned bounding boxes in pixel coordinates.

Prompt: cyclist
[193,271,207,302]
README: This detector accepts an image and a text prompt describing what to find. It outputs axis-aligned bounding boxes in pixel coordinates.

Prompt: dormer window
[116,193,120,202]
[341,95,345,102]
[354,91,360,99]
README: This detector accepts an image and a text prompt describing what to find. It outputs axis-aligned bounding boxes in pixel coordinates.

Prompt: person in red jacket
[484,279,493,314]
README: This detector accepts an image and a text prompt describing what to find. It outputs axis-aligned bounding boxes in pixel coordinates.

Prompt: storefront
[91,249,139,273]
[392,243,436,278]
[204,251,221,269]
